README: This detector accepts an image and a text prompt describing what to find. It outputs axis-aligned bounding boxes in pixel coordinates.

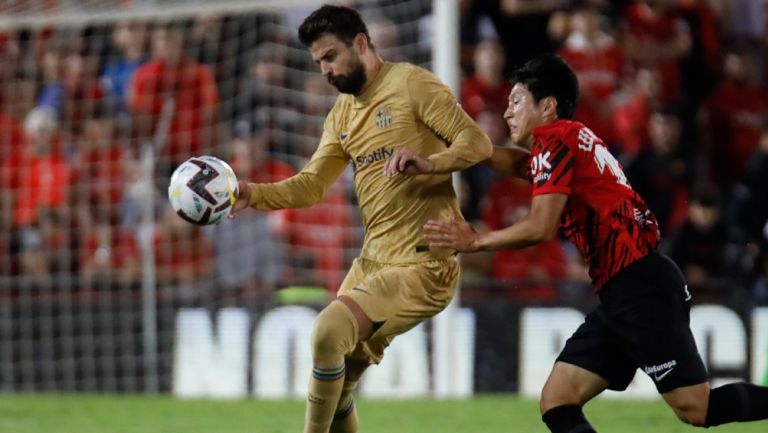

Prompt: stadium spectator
[480,177,567,301]
[235,43,287,132]
[154,205,215,303]
[460,0,566,71]
[621,0,692,105]
[0,109,25,231]
[16,225,49,279]
[626,108,690,235]
[13,106,71,229]
[558,1,624,145]
[129,22,219,170]
[187,14,224,67]
[746,124,768,243]
[611,67,662,162]
[72,105,127,226]
[37,41,103,132]
[367,15,407,62]
[699,48,768,186]
[668,184,732,299]
[101,21,148,116]
[207,129,288,306]
[79,207,140,289]
[461,39,512,120]
[676,0,720,113]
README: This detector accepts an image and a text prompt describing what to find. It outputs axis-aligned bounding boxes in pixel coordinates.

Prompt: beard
[327,58,367,94]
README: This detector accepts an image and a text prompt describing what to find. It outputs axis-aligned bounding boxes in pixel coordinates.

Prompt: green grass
[0,395,765,433]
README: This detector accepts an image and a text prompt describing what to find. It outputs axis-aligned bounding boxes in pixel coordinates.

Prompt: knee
[670,402,707,427]
[540,384,579,415]
[311,301,357,359]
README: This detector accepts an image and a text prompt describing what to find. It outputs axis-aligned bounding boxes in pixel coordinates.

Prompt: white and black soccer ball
[168,156,239,226]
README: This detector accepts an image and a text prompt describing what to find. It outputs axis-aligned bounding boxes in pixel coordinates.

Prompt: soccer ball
[168,156,239,226]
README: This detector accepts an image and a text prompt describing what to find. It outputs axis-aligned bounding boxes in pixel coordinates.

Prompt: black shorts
[556,251,709,394]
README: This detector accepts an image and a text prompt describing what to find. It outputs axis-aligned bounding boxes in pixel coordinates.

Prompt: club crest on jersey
[375,107,392,129]
[530,151,552,183]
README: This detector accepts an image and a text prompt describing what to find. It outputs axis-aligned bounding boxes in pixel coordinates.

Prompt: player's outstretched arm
[484,145,531,180]
[424,193,567,251]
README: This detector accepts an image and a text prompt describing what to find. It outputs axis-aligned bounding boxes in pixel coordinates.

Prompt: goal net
[0,0,437,393]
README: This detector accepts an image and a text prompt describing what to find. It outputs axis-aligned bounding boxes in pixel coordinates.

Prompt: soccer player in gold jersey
[229,5,492,433]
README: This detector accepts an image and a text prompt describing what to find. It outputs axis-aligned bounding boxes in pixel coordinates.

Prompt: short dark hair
[298,4,373,48]
[510,54,579,120]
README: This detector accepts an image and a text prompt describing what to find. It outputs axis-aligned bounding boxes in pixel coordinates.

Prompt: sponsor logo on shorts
[644,360,677,382]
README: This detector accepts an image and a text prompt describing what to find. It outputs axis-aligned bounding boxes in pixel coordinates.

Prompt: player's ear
[542,96,558,119]
[354,33,368,53]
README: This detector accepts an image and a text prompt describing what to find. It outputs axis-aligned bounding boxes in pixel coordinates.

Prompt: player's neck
[356,55,384,96]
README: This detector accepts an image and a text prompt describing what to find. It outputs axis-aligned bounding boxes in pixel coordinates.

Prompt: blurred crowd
[0,0,766,308]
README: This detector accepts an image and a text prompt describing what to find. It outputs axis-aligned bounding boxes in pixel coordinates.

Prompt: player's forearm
[248,173,328,210]
[484,146,530,179]
[474,217,553,251]
[428,127,493,173]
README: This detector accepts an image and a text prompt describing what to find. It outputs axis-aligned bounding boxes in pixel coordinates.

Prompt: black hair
[298,4,373,49]
[510,54,579,120]
[691,184,721,208]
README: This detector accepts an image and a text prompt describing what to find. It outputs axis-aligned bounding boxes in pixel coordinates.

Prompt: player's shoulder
[390,62,441,85]
[533,119,587,146]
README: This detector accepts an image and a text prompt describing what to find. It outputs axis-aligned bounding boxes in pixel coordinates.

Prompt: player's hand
[384,148,434,177]
[229,180,251,219]
[423,219,479,253]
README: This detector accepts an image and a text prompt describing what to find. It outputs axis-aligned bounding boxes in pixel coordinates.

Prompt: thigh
[541,361,610,412]
[340,258,459,363]
[556,310,639,392]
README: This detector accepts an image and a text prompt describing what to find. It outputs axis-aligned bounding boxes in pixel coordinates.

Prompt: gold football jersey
[248,62,492,263]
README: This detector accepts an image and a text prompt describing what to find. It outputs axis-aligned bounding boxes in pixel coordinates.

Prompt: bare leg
[540,361,610,433]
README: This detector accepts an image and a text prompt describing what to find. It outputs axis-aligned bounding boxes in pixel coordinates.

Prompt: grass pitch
[0,395,765,433]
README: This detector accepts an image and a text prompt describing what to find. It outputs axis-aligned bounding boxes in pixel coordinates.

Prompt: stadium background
[0,0,767,431]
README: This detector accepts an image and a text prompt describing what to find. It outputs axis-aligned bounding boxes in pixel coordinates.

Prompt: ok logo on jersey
[530,151,552,175]
[530,151,553,183]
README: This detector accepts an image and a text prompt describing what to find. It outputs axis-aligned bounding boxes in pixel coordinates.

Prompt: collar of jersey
[353,61,393,108]
[532,119,569,138]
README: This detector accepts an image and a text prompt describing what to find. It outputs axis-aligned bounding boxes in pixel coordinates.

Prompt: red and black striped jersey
[529,119,660,290]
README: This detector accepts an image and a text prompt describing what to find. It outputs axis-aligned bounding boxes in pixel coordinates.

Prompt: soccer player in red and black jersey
[424,54,768,432]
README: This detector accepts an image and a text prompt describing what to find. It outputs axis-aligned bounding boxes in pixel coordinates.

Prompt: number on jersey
[578,127,629,187]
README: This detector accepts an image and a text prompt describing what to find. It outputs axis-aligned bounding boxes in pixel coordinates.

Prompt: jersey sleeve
[407,67,492,173]
[248,106,348,210]
[530,130,575,197]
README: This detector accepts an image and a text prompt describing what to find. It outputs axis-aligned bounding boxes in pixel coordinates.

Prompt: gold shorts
[336,256,459,364]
